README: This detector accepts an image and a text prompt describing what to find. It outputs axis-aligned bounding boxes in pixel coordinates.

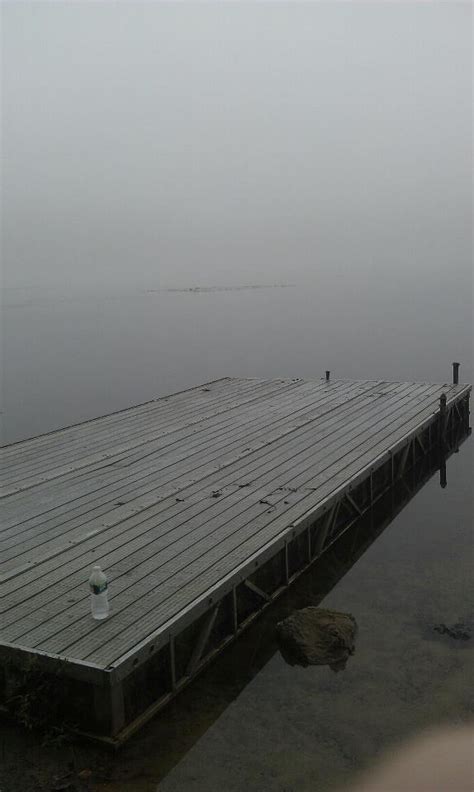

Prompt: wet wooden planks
[0,377,470,672]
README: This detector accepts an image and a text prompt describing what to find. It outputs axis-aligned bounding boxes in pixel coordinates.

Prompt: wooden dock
[0,375,471,743]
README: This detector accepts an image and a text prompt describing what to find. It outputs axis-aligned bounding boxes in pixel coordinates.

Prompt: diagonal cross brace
[397,441,412,479]
[244,579,272,602]
[345,492,363,516]
[186,604,220,677]
[313,499,341,556]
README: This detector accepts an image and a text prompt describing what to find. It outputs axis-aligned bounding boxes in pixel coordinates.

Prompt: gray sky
[2,1,472,290]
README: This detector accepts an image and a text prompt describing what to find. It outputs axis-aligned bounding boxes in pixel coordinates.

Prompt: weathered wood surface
[0,377,470,671]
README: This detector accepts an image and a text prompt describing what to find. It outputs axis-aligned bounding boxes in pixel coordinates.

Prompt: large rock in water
[276,607,357,671]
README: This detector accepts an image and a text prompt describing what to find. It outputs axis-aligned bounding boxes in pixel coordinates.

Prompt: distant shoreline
[146,284,296,294]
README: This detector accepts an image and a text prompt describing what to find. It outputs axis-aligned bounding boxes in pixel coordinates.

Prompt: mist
[1,6,473,790]
[3,2,471,297]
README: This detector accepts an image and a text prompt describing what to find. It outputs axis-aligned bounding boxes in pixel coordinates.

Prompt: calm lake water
[0,282,472,791]
[2,281,472,444]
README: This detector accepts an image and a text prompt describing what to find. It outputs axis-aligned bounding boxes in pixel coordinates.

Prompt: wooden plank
[0,378,285,474]
[0,380,306,491]
[0,394,384,618]
[14,382,437,655]
[0,381,388,482]
[111,395,470,675]
[0,382,423,606]
[0,380,376,563]
[0,383,410,635]
[0,379,469,674]
[0,379,392,525]
[0,380,377,567]
[85,385,450,666]
[69,384,444,664]
[0,641,105,685]
[2,378,370,515]
[0,377,235,462]
[0,380,402,602]
[0,378,344,532]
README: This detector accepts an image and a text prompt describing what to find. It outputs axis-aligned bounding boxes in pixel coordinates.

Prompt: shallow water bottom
[155,450,473,792]
[0,443,472,792]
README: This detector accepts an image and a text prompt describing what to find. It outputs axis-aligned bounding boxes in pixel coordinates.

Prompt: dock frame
[0,382,470,745]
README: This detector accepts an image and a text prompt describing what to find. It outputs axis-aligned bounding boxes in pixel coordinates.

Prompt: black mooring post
[452,362,460,385]
[325,370,330,382]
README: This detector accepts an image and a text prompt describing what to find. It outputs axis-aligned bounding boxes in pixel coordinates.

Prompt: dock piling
[325,370,330,382]
[452,362,460,385]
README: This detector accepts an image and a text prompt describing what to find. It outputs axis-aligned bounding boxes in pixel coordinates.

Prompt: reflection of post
[439,455,447,489]
[439,393,448,489]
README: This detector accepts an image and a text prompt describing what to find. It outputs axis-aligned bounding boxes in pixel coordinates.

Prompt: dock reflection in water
[118,423,470,791]
[1,425,470,792]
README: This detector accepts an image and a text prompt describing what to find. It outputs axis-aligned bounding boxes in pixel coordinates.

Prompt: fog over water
[0,4,472,790]
[2,1,472,443]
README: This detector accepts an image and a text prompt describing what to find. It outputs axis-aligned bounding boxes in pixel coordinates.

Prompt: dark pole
[439,456,447,489]
[325,370,330,382]
[452,362,460,385]
[439,392,448,488]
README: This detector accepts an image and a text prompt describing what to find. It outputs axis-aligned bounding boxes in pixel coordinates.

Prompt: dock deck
[0,376,471,742]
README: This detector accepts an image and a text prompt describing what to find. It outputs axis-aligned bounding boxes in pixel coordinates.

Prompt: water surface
[0,284,472,792]
[2,282,472,445]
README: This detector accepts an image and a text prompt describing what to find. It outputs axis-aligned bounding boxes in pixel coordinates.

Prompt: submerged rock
[276,607,357,671]
[433,622,471,642]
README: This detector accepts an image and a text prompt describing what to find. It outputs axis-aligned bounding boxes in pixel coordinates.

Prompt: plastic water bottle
[89,565,109,620]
